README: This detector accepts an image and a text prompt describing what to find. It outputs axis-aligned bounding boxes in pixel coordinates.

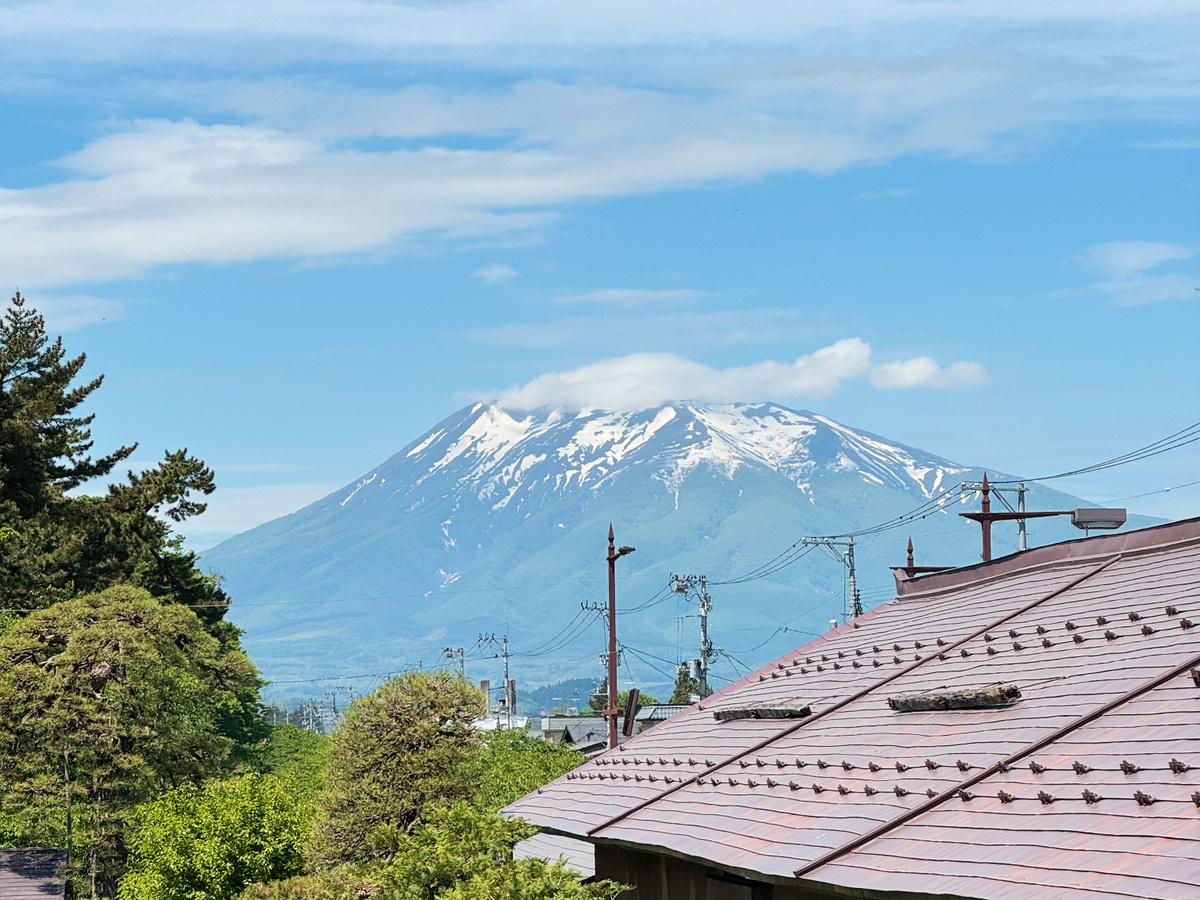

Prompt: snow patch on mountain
[345,401,970,518]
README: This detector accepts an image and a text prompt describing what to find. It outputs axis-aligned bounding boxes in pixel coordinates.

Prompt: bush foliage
[473,728,582,812]
[119,774,312,900]
[241,803,625,900]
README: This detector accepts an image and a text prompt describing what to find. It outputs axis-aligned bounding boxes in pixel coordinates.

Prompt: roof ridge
[896,516,1200,600]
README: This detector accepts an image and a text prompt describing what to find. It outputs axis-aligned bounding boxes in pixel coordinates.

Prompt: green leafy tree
[306,672,486,869]
[118,773,311,900]
[669,664,700,704]
[368,802,534,898]
[251,724,331,798]
[473,729,582,812]
[241,804,625,900]
[443,858,627,900]
[0,585,262,897]
[0,293,263,756]
[587,681,658,715]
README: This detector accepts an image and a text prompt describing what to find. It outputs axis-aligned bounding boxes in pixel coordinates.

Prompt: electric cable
[1102,478,1200,504]
[989,421,1200,484]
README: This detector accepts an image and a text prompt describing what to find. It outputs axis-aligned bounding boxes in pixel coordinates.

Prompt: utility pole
[502,634,511,729]
[846,536,861,619]
[800,537,862,620]
[606,525,635,750]
[477,633,512,728]
[961,474,1074,561]
[1016,483,1027,551]
[442,645,466,677]
[670,574,714,698]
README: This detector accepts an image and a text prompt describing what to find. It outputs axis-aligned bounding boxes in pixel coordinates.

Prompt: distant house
[540,720,604,748]
[508,518,1200,899]
[634,703,689,732]
[0,848,68,900]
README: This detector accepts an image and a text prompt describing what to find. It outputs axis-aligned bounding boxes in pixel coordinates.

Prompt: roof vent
[713,704,811,723]
[887,683,1021,712]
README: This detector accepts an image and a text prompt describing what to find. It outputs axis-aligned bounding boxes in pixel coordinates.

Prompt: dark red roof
[506,518,1200,898]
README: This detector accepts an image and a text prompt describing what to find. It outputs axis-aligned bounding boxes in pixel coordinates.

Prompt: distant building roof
[561,718,609,747]
[475,714,529,732]
[507,518,1200,899]
[634,703,689,722]
[0,848,67,900]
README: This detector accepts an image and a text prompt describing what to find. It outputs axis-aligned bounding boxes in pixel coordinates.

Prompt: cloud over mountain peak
[486,340,987,410]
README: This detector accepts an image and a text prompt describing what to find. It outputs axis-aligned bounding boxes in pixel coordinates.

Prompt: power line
[1099,480,1200,508]
[620,582,676,613]
[989,421,1200,485]
[620,644,679,681]
[516,610,601,659]
[710,542,820,586]
[268,665,422,685]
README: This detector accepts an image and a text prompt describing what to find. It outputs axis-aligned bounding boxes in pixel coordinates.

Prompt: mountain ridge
[203,401,1155,697]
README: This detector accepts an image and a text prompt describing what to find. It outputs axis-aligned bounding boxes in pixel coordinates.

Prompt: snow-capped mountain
[202,402,1143,696]
[341,402,967,527]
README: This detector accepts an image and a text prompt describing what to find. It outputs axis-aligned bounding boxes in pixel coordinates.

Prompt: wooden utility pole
[606,526,619,750]
[606,525,635,749]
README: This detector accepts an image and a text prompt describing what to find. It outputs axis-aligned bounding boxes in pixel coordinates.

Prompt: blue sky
[1,0,1197,548]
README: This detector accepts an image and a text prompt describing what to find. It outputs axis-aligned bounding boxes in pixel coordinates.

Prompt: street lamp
[1070,508,1128,532]
[961,475,1127,561]
[606,526,635,750]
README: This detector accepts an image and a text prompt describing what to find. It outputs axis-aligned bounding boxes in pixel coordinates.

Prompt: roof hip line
[587,553,1123,838]
[794,640,1200,879]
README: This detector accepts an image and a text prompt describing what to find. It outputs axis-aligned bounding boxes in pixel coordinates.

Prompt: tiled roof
[635,704,689,722]
[0,848,67,900]
[513,833,595,879]
[561,718,609,745]
[505,518,1200,899]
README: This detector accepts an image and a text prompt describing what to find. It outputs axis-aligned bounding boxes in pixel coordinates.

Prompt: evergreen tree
[669,664,701,704]
[0,293,134,518]
[0,293,235,635]
[0,585,261,897]
[306,671,486,869]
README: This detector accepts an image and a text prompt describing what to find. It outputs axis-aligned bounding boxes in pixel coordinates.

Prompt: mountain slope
[202,402,1151,696]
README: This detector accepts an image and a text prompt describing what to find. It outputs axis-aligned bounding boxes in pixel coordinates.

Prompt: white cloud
[1087,241,1193,279]
[1084,240,1197,306]
[0,5,1197,287]
[474,262,518,283]
[487,339,987,409]
[869,357,989,389]
[553,288,705,305]
[1,1,1197,68]
[0,71,1028,288]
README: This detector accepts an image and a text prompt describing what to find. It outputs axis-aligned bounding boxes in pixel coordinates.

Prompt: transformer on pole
[801,536,863,620]
[671,574,714,698]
